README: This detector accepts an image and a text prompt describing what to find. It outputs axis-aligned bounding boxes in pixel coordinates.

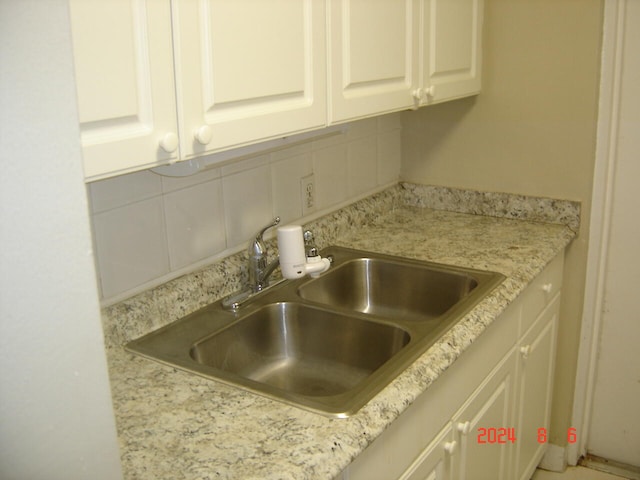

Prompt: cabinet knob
[425,85,436,97]
[195,125,213,145]
[520,344,532,360]
[444,441,457,455]
[411,88,425,110]
[159,132,179,153]
[457,421,471,435]
[542,283,553,293]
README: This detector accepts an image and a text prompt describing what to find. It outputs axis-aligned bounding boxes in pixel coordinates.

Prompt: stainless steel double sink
[126,246,504,417]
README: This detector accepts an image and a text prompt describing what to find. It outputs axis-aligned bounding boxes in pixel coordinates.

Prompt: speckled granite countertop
[103,183,578,480]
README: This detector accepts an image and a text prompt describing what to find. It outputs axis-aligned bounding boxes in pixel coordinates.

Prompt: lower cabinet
[452,348,516,480]
[513,297,560,480]
[337,253,563,480]
[400,349,518,480]
[399,422,454,480]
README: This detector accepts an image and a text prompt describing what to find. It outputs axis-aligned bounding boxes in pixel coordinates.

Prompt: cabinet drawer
[520,253,563,335]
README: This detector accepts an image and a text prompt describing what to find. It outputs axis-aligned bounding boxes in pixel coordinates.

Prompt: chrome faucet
[247,216,281,292]
[222,217,281,310]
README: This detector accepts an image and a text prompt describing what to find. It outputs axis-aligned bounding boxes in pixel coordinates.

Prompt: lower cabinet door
[399,423,454,480]
[514,296,559,480]
[452,348,517,480]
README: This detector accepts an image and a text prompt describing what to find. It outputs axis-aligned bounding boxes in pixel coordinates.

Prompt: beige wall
[401,0,604,445]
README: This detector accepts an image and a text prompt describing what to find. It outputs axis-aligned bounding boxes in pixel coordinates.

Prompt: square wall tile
[271,153,313,225]
[221,154,269,176]
[347,117,378,139]
[377,112,402,132]
[92,197,169,298]
[222,164,273,248]
[378,129,402,184]
[348,137,378,196]
[270,142,312,163]
[88,170,162,213]
[313,144,348,210]
[160,166,221,193]
[312,128,348,150]
[163,179,226,270]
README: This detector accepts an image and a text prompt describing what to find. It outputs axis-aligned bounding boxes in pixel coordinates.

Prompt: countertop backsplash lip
[401,182,581,232]
[101,181,578,480]
[101,181,580,349]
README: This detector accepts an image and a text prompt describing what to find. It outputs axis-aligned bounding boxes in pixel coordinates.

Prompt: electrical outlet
[300,174,315,216]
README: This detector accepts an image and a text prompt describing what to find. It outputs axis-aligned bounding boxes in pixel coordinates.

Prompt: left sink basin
[126,294,412,417]
[190,302,409,398]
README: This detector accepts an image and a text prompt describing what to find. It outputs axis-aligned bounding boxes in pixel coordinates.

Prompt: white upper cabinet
[70,0,482,180]
[328,0,417,123]
[417,0,484,106]
[172,0,327,158]
[69,0,178,181]
[328,0,484,123]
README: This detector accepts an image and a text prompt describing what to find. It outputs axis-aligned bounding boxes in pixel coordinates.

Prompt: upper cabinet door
[328,0,417,123]
[69,0,179,181]
[173,0,327,159]
[420,0,484,104]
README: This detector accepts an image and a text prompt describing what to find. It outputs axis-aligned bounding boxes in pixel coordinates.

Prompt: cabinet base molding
[538,444,568,472]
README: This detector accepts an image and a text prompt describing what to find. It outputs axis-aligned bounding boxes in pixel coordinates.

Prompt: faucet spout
[247,216,280,292]
[260,258,280,287]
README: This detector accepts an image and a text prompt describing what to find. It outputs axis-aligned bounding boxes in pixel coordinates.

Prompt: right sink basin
[298,246,504,324]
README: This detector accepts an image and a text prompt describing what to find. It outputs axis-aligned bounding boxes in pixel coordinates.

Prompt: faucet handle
[249,217,280,256]
[303,230,319,257]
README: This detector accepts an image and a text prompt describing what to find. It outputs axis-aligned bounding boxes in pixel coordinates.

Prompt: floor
[532,466,630,480]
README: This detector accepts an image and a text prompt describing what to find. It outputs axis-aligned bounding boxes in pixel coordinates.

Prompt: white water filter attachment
[277,225,331,279]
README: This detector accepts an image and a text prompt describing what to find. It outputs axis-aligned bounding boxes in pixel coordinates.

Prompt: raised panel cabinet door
[399,423,454,480]
[420,0,483,104]
[328,0,417,123]
[514,297,559,480]
[69,0,178,181]
[452,349,517,480]
[173,0,327,159]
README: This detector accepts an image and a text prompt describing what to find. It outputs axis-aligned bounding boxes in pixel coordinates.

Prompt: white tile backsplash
[270,141,313,163]
[347,117,378,139]
[313,144,349,210]
[222,163,273,247]
[378,129,402,185]
[377,111,402,131]
[271,153,313,225]
[92,197,170,299]
[348,137,378,196]
[220,153,269,177]
[89,170,161,213]
[163,179,226,270]
[160,166,221,193]
[89,114,402,302]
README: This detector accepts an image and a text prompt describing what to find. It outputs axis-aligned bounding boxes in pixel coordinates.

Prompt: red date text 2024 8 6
[477,427,577,444]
